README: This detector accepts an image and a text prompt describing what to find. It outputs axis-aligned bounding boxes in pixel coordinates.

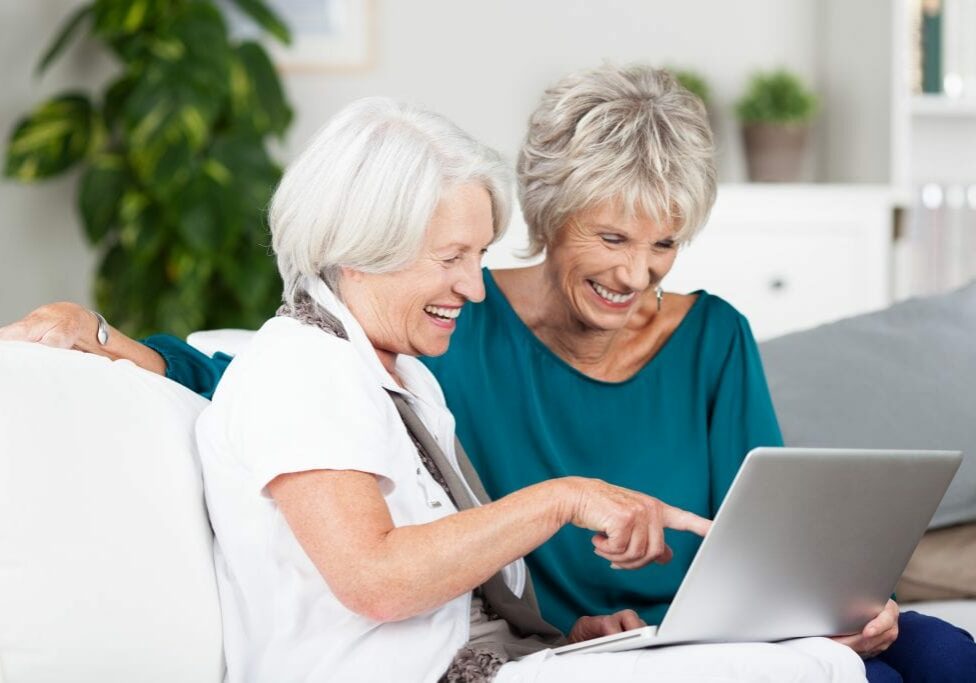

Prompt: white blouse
[195,279,524,683]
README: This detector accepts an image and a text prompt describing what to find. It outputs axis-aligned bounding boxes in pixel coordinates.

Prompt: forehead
[574,200,676,240]
[426,183,495,247]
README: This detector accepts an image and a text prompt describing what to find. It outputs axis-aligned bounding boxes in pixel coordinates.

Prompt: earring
[656,285,663,311]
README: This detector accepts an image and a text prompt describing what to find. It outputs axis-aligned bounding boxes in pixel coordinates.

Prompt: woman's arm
[0,302,166,374]
[0,302,232,398]
[268,469,710,623]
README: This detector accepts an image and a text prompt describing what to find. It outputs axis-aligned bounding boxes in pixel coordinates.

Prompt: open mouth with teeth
[423,305,461,327]
[587,279,637,306]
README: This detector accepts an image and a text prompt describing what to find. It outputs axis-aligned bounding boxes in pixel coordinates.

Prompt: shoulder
[672,292,762,378]
[686,291,756,343]
[214,316,376,408]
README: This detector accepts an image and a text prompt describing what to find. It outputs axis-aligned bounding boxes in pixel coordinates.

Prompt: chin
[577,304,630,331]
[417,339,452,357]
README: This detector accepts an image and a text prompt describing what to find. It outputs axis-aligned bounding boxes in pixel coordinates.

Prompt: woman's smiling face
[341,183,495,369]
[545,201,679,331]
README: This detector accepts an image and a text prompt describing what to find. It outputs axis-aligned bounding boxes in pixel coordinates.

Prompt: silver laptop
[554,447,962,655]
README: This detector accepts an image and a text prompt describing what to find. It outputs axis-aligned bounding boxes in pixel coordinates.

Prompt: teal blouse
[422,271,783,632]
[143,269,783,633]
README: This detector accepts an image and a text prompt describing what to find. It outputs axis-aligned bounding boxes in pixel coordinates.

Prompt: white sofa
[0,343,223,683]
[1,283,975,681]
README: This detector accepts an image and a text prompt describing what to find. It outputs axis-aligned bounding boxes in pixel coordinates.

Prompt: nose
[454,258,486,303]
[617,250,653,292]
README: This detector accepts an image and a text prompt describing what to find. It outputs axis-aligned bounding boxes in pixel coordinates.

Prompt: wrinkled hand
[567,609,647,644]
[832,599,899,659]
[0,302,93,349]
[569,477,712,570]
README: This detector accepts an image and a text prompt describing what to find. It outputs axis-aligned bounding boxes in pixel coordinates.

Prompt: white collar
[303,277,409,397]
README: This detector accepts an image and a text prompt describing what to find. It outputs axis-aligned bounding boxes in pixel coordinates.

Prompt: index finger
[661,504,712,537]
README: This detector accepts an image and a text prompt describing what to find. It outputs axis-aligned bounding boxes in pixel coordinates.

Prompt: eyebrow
[435,241,492,253]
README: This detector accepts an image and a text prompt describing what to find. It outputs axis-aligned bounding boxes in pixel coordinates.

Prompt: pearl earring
[656,285,663,311]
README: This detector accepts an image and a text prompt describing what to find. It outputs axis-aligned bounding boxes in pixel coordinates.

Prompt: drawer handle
[769,277,788,292]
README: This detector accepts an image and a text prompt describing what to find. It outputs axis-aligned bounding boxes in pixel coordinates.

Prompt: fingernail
[610,563,621,570]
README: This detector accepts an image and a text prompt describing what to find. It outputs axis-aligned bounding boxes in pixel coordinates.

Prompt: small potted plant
[735,69,818,182]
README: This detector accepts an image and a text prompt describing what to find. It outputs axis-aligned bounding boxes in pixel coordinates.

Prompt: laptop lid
[657,447,962,644]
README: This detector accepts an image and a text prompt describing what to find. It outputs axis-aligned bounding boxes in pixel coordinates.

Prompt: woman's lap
[495,637,865,682]
[864,610,976,683]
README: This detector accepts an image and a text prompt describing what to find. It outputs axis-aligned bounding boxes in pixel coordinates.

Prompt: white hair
[517,64,716,255]
[270,97,512,305]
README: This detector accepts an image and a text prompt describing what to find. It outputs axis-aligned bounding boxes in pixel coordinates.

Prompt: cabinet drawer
[665,187,894,340]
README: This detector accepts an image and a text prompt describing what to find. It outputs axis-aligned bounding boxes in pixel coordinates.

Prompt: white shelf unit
[891,0,976,188]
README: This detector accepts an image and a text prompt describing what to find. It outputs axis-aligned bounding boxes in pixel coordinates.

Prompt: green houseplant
[735,69,818,182]
[5,0,294,338]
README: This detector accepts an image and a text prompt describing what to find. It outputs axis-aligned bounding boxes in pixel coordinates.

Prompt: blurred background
[2,0,974,341]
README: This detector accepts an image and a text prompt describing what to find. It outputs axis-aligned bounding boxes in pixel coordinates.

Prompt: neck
[529,263,633,367]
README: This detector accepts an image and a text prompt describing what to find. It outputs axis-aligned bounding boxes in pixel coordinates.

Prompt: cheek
[658,252,679,277]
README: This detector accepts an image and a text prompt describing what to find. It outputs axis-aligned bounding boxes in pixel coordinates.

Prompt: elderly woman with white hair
[9,65,975,680]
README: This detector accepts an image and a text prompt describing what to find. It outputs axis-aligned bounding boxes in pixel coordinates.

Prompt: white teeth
[590,280,636,304]
[423,305,461,319]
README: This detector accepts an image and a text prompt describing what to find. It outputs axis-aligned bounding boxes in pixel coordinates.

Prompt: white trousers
[495,637,866,682]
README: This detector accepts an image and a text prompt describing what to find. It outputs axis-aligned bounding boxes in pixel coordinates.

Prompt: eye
[442,254,462,264]
[600,233,626,245]
[652,240,677,253]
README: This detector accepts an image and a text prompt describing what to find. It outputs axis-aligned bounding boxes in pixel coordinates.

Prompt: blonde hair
[270,97,512,304]
[517,64,716,255]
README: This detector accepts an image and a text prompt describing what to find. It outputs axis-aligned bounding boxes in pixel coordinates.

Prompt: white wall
[1,0,832,324]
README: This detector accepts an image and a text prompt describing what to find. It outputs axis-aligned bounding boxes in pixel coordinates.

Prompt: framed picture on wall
[225,0,374,71]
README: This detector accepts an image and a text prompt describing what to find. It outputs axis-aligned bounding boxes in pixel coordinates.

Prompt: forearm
[273,470,579,623]
[365,479,577,619]
[74,315,166,375]
[273,468,701,622]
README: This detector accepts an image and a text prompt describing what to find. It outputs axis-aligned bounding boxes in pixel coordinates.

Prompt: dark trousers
[864,610,976,682]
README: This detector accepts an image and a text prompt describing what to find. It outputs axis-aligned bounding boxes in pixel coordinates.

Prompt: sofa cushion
[895,522,976,601]
[759,282,976,529]
[0,342,223,683]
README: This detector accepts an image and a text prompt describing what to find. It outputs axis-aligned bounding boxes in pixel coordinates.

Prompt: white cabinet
[486,184,896,342]
[665,185,894,340]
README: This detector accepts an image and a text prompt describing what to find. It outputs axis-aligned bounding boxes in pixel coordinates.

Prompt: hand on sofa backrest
[0,301,166,375]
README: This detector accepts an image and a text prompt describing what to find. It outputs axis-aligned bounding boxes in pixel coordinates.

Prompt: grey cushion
[759,282,976,529]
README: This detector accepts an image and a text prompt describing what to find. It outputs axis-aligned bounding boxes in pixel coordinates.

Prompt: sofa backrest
[0,342,223,683]
[760,282,976,529]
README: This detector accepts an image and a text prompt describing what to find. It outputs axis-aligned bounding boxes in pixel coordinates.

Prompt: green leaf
[231,41,292,136]
[5,94,93,180]
[122,4,232,189]
[207,132,280,237]
[176,171,223,252]
[37,4,94,74]
[78,154,127,243]
[92,0,160,38]
[227,0,291,44]
[102,74,137,129]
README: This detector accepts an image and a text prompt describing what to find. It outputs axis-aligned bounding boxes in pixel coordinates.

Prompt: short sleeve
[707,313,784,513]
[215,322,395,496]
[142,334,231,400]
